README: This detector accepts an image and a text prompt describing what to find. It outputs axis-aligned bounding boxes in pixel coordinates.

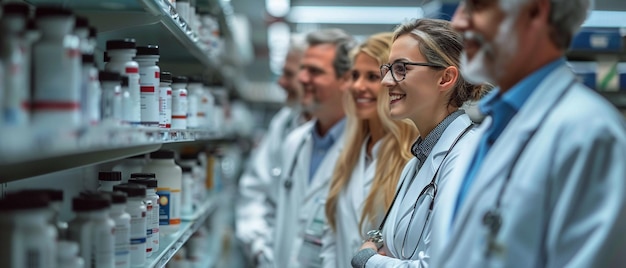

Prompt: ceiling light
[287,6,424,24]
[266,0,291,18]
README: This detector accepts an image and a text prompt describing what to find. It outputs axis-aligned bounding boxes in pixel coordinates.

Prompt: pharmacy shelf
[148,193,218,268]
[196,250,218,268]
[0,126,224,183]
[26,0,220,69]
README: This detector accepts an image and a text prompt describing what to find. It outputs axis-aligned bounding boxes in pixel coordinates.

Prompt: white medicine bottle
[171,76,188,130]
[135,45,160,127]
[105,39,140,125]
[1,2,30,127]
[106,191,131,268]
[99,71,123,124]
[81,54,101,126]
[56,240,85,268]
[180,165,194,216]
[186,76,203,129]
[112,154,147,183]
[32,6,81,129]
[120,76,133,125]
[57,240,85,268]
[17,189,68,239]
[142,149,182,234]
[113,184,147,267]
[0,193,57,268]
[69,193,115,268]
[128,173,160,254]
[98,171,123,192]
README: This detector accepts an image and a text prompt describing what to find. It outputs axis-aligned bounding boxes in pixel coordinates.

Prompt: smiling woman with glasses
[351,18,488,268]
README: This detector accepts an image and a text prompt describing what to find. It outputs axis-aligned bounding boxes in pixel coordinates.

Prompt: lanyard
[482,79,574,257]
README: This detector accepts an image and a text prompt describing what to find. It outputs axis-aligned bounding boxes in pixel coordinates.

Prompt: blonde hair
[325,32,418,232]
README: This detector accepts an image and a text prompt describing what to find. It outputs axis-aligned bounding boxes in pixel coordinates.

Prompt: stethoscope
[398,123,474,259]
[481,79,575,258]
[283,136,310,191]
[367,122,474,260]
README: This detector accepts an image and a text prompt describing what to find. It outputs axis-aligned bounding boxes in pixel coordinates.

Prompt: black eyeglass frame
[380,61,446,82]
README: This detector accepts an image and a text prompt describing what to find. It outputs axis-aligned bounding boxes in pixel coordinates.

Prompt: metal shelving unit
[0,126,225,182]
[25,0,223,70]
[148,194,218,268]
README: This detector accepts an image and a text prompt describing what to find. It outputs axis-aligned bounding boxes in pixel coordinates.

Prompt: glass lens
[380,65,390,78]
[392,62,406,81]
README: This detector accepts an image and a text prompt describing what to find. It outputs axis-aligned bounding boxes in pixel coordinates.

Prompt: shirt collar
[311,117,347,148]
[411,109,465,168]
[480,57,566,115]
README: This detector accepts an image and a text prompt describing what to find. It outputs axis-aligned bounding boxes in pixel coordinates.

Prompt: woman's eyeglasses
[380,61,445,83]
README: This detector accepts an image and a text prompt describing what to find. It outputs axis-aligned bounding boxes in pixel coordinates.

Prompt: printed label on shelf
[570,27,623,52]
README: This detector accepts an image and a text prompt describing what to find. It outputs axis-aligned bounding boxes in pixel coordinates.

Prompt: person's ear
[438,66,458,92]
[528,0,550,27]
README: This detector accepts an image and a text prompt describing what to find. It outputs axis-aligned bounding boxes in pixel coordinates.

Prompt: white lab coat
[365,114,475,267]
[235,106,302,263]
[432,64,626,267]
[274,119,346,268]
[321,138,383,268]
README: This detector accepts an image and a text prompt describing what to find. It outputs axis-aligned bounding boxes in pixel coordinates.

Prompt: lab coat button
[272,167,282,177]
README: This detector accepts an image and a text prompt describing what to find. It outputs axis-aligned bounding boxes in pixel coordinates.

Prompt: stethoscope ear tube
[283,136,310,191]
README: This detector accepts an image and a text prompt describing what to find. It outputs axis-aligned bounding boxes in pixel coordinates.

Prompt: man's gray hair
[548,0,593,49]
[506,0,592,49]
[306,28,356,78]
[288,33,307,55]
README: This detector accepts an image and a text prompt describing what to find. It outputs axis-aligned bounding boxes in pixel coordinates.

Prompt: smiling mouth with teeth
[389,94,406,104]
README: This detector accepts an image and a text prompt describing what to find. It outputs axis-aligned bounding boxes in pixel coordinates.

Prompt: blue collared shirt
[309,118,346,182]
[452,58,566,221]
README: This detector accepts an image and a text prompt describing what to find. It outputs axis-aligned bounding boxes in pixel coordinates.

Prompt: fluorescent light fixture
[582,11,626,28]
[268,22,291,75]
[266,0,291,18]
[288,6,423,24]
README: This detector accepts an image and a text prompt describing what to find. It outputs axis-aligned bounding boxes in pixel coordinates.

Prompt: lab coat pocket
[297,199,326,268]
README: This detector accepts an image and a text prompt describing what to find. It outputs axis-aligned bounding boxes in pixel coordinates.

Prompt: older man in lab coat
[235,36,309,266]
[273,28,356,268]
[430,0,626,267]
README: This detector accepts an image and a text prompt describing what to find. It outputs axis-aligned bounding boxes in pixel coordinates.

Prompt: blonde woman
[352,19,485,267]
[321,32,419,268]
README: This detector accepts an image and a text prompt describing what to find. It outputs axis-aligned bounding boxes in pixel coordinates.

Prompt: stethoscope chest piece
[482,209,502,234]
[482,209,504,257]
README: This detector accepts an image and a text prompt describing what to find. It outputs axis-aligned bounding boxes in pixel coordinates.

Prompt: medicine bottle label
[140,70,160,126]
[140,86,158,126]
[170,189,181,226]
[158,87,171,128]
[114,223,130,267]
[157,188,171,225]
[94,225,115,268]
[129,209,147,265]
[145,203,153,254]
[125,67,141,125]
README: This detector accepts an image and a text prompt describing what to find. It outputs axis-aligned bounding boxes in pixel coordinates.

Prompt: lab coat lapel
[303,133,346,203]
[350,140,369,223]
[447,65,577,249]
[396,117,471,220]
[433,120,483,241]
